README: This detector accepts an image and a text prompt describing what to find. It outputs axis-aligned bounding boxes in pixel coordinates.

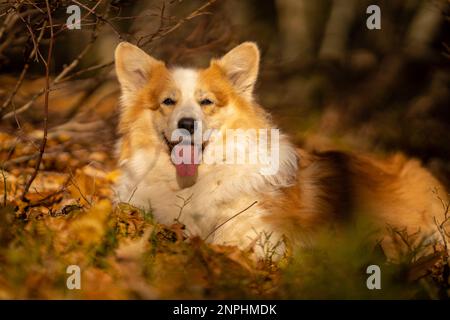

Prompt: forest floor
[0,79,449,299]
[1,125,449,299]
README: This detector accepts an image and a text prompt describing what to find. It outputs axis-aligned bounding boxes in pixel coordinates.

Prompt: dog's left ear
[217,42,260,99]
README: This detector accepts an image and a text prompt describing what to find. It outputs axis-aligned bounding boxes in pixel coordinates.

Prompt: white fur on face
[166,68,204,137]
[172,68,198,102]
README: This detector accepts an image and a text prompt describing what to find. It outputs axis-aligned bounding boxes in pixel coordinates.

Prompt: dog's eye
[162,98,176,106]
[199,98,213,106]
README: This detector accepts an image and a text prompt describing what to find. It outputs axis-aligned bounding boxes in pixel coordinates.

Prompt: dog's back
[261,149,449,259]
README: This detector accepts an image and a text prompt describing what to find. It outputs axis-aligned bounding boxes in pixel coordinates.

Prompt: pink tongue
[175,145,199,177]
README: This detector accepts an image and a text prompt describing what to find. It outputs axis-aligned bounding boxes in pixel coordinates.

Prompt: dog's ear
[217,42,260,99]
[115,42,163,93]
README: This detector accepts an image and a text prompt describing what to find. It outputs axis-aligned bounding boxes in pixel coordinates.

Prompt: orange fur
[114,42,449,260]
[262,150,449,258]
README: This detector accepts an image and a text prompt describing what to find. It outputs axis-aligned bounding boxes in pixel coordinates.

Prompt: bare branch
[137,0,216,47]
[21,0,54,202]
[1,20,47,112]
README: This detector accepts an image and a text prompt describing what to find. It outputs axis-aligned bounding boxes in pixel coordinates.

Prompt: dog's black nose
[177,117,196,134]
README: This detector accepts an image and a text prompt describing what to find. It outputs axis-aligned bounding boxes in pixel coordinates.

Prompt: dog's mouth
[162,134,177,151]
[162,134,208,153]
[162,133,208,179]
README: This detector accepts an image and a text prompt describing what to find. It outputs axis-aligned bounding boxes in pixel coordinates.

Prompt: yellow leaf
[106,170,120,183]
[69,199,112,246]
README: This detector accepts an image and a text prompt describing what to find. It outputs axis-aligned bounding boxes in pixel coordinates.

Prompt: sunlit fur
[114,42,448,260]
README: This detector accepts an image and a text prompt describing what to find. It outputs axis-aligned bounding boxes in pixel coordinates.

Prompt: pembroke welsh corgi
[114,42,448,260]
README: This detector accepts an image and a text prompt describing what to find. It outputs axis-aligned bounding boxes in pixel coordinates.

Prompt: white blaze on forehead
[167,67,204,133]
[171,68,199,103]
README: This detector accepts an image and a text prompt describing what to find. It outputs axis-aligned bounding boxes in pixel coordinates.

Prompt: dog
[114,41,448,260]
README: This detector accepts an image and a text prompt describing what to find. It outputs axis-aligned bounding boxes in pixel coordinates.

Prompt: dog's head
[115,42,266,187]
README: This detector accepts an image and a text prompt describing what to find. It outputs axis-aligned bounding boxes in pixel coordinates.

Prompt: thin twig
[138,0,216,47]
[27,174,71,208]
[0,2,21,41]
[71,0,123,39]
[175,193,193,222]
[21,0,53,202]
[58,61,114,82]
[1,0,213,120]
[1,168,7,206]
[52,0,103,37]
[1,141,71,168]
[204,201,258,242]
[1,23,99,120]
[68,168,92,207]
[433,189,450,253]
[1,20,47,112]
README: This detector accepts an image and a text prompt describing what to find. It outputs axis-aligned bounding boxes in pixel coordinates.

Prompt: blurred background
[0,0,449,184]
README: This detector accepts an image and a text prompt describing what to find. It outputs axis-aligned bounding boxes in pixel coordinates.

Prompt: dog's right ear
[115,42,163,93]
